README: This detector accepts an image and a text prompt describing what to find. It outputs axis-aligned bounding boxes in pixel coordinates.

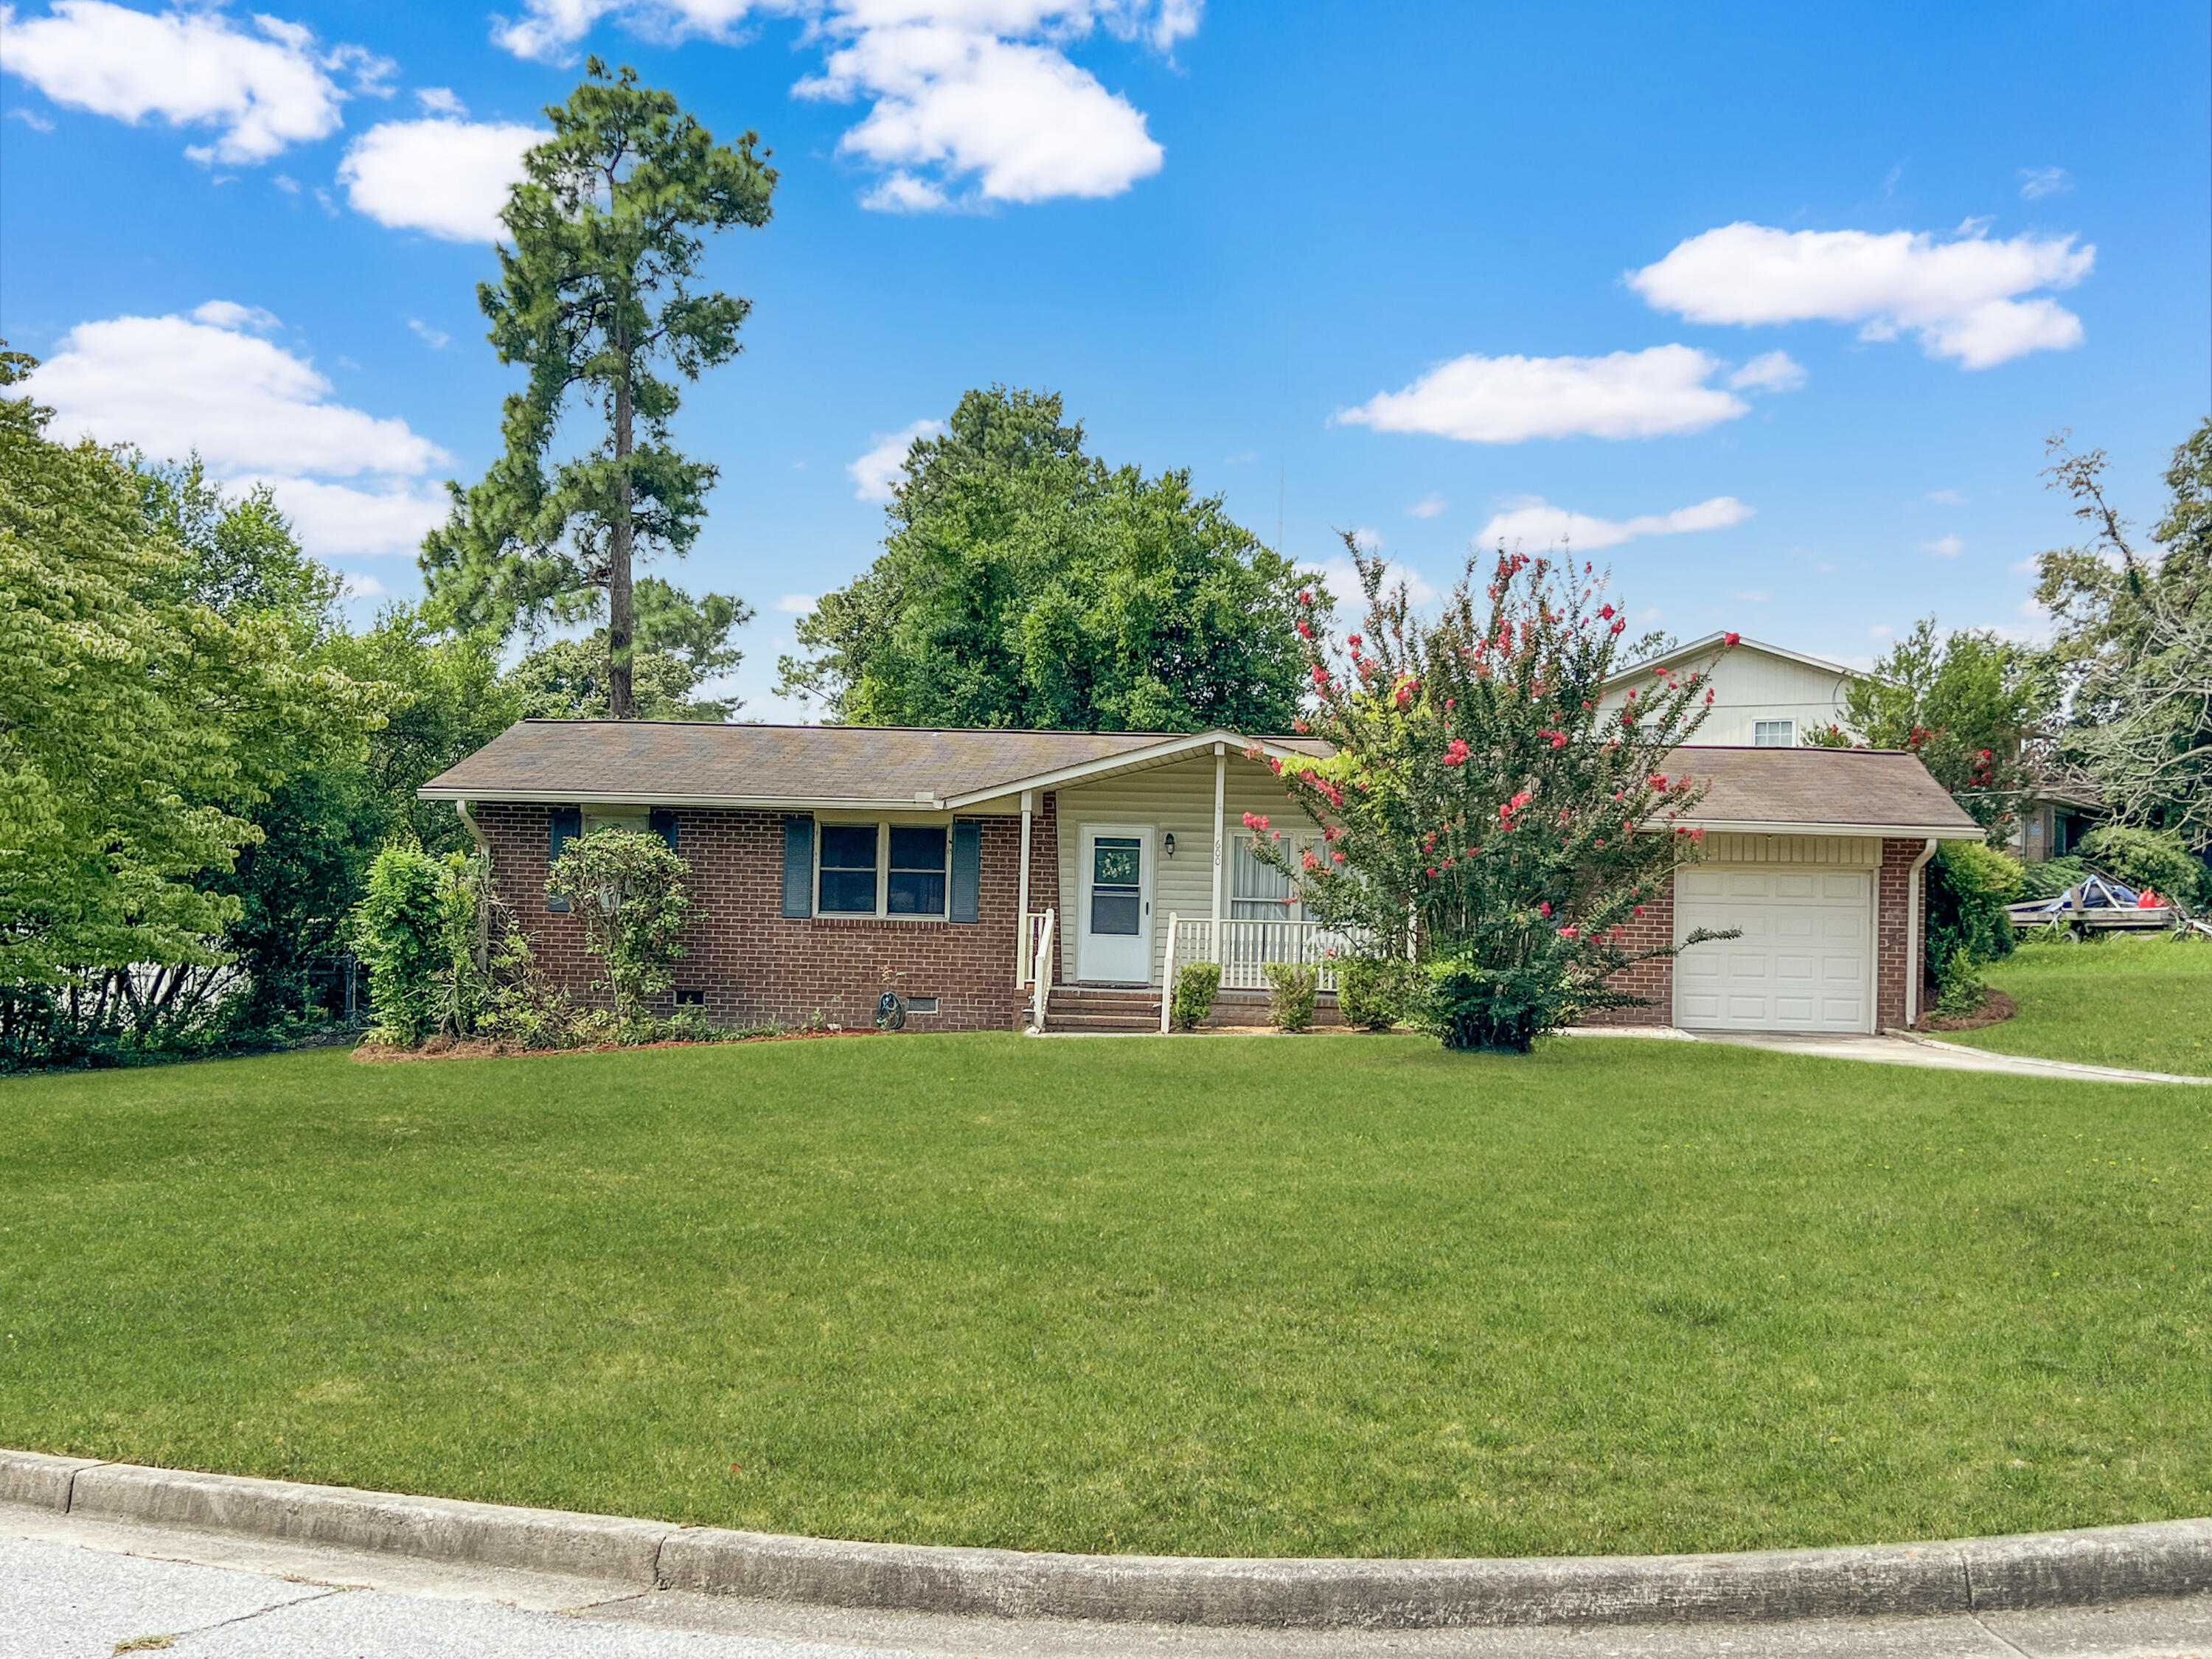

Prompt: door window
[1089,837,1142,935]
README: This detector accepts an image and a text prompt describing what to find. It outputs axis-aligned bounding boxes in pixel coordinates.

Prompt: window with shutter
[547,808,582,911]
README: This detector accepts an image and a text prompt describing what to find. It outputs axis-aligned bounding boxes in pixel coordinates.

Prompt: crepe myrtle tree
[1242,540,1736,1051]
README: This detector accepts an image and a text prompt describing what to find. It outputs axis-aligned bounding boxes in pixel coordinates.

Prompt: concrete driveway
[8,1503,2212,1659]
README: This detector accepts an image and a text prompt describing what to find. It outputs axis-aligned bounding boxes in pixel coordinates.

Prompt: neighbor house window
[818,824,879,914]
[1753,720,1795,747]
[888,826,947,916]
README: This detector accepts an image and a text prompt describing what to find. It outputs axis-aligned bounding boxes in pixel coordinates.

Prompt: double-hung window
[815,822,951,918]
[1231,837,1310,920]
[888,827,947,916]
[818,824,880,914]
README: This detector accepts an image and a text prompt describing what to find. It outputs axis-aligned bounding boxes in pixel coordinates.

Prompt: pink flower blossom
[1242,811,1270,832]
[1723,631,1740,646]
[1442,738,1472,767]
[1539,900,1552,917]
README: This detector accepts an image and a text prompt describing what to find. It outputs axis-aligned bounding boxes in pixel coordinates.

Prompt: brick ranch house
[420,720,1980,1035]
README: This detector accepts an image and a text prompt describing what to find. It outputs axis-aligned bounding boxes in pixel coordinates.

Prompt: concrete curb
[6,1449,2208,1630]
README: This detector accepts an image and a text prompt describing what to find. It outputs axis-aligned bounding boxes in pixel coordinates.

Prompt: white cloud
[1318,553,1438,610]
[1629,220,2093,369]
[262,478,448,557]
[408,318,451,349]
[1726,349,1806,392]
[416,86,466,115]
[490,1,1188,209]
[1476,494,1755,552]
[800,21,1164,207]
[1338,345,1759,444]
[338,117,540,241]
[24,303,451,560]
[2019,166,2071,201]
[848,417,942,501]
[1733,589,1770,602]
[1921,534,1964,557]
[1927,487,1965,506]
[773,593,817,614]
[1349,526,1382,552]
[10,106,55,131]
[1406,493,1447,518]
[337,569,389,600]
[0,1,390,164]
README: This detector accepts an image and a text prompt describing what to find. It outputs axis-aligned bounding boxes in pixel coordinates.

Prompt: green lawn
[1947,933,2212,1077]
[2,1035,2208,1559]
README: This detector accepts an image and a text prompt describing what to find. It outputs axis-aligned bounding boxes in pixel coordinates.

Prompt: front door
[1077,824,1153,984]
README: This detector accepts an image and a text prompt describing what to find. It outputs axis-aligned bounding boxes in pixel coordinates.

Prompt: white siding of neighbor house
[1054,751,1321,984]
[1599,646,1854,746]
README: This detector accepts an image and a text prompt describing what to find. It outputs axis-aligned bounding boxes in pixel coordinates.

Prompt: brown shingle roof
[422,721,1979,836]
[1669,745,1981,835]
[420,720,1202,807]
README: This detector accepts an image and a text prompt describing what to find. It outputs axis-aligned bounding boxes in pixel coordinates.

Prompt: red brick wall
[1588,878,1678,1026]
[476,796,1063,1034]
[1877,836,1926,1032]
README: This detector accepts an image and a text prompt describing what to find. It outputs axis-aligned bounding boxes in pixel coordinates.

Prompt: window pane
[821,824,878,869]
[888,870,946,915]
[1231,900,1293,921]
[819,869,877,914]
[1232,839,1293,902]
[889,825,946,872]
[1092,838,1140,888]
[1091,891,1141,935]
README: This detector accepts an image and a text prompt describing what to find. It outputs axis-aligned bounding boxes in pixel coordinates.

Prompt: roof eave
[1685,817,1983,839]
[417,785,950,811]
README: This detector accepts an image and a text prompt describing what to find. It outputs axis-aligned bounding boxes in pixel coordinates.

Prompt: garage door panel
[1676,866,1873,1034]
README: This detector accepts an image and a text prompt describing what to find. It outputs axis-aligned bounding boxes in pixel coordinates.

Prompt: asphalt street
[4,1508,2211,1659]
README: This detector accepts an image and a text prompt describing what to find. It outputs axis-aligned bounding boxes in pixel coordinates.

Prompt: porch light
[1163,832,1177,858]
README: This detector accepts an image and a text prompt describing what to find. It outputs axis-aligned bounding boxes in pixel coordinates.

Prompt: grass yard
[1947,933,2212,1078]
[2,1034,2208,1560]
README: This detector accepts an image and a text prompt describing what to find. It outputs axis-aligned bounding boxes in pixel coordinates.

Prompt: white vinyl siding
[1054,753,1318,985]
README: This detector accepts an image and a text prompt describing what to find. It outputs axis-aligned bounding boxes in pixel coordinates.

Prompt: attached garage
[1674,865,1874,1033]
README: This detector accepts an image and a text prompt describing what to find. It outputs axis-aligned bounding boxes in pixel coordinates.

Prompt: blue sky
[4,1,2207,717]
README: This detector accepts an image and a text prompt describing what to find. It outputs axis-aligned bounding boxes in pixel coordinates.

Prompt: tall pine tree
[422,61,774,717]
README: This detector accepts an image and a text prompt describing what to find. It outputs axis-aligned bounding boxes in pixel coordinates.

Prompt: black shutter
[782,816,815,918]
[950,820,981,923]
[547,807,582,911]
[649,808,679,852]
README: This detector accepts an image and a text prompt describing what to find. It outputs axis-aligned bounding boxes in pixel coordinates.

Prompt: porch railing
[1161,914,1366,1004]
[1028,908,1055,1030]
[1020,911,1054,987]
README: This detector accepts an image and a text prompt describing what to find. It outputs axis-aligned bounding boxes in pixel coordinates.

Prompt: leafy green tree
[422,59,775,718]
[0,353,383,1062]
[2036,428,2212,849]
[779,386,1319,732]
[1248,543,1729,1051]
[1811,619,2051,842]
[508,637,734,720]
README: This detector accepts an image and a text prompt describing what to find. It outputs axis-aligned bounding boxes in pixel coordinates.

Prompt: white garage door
[1674,867,1874,1033]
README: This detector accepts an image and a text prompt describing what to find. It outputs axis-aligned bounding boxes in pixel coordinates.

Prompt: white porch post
[1016,790,1034,986]
[1209,742,1226,957]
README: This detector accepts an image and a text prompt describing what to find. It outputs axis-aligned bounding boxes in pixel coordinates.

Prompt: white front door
[1674,866,1875,1033]
[1077,824,1153,984]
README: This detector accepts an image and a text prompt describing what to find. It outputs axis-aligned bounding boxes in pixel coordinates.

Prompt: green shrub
[1926,839,2023,992]
[1169,960,1222,1032]
[1336,954,1415,1030]
[1417,953,1576,1053]
[350,845,484,1047]
[2079,825,2208,908]
[2016,855,2089,903]
[1262,962,1318,1032]
[545,829,692,1020]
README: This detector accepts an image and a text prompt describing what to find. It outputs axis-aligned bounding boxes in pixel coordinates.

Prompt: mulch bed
[1916,987,2019,1033]
[350,1029,865,1064]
